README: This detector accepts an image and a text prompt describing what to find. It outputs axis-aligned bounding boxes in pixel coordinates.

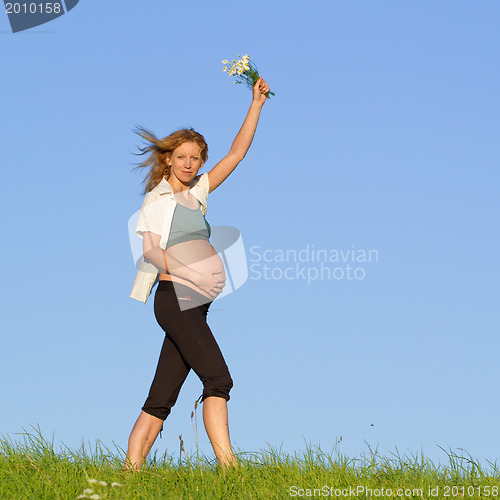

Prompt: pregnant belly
[159,239,225,298]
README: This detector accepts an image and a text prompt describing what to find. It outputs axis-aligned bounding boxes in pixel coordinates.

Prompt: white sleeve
[193,172,210,203]
[135,192,165,238]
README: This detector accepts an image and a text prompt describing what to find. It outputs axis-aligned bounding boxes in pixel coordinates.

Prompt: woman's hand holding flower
[253,76,270,105]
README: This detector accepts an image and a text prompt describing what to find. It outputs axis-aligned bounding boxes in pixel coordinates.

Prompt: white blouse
[129,172,210,304]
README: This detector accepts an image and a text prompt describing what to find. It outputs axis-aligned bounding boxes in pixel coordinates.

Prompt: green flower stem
[224,57,275,99]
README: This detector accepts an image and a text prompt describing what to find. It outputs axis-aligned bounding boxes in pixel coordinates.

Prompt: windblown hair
[131,125,208,195]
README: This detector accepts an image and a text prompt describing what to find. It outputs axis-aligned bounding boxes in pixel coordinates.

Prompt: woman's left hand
[253,76,270,105]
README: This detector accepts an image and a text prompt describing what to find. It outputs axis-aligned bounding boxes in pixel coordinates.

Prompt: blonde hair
[131,125,208,195]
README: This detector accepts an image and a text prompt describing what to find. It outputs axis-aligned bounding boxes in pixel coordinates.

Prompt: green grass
[1,425,500,499]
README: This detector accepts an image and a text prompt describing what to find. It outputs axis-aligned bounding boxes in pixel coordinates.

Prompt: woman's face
[169,142,204,183]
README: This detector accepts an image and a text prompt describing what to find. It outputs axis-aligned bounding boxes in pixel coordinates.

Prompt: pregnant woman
[126,77,270,471]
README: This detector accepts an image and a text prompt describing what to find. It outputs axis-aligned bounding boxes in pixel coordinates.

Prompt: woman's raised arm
[207,76,270,193]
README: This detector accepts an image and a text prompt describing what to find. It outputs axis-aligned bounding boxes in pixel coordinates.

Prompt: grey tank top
[166,198,211,249]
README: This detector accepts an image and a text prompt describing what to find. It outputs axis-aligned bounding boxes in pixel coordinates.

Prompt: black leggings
[141,280,233,421]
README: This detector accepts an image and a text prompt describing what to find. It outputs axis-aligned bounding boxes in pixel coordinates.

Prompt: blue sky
[1,0,499,468]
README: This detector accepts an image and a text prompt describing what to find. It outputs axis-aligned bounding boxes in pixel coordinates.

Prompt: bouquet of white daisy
[222,54,275,99]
